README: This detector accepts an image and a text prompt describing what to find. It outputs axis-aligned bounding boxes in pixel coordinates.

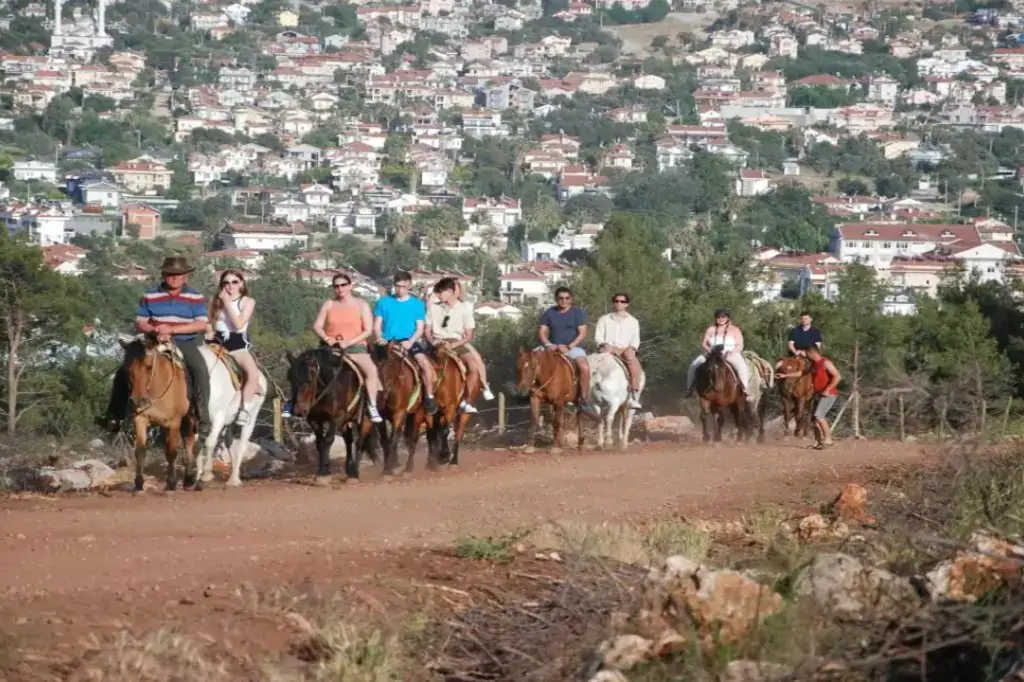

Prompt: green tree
[416,206,464,251]
[0,235,85,434]
[520,195,562,242]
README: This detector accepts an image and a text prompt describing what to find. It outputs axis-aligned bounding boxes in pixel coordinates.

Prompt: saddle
[328,347,366,414]
[717,351,775,395]
[386,344,423,410]
[434,346,468,404]
[207,343,244,391]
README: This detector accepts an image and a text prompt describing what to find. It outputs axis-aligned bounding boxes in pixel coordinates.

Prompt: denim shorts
[535,345,586,360]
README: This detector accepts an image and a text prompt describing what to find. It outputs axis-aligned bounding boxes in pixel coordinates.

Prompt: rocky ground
[2,428,1021,681]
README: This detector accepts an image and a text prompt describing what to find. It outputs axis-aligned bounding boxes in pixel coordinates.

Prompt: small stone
[598,634,653,671]
[284,612,314,635]
[179,597,196,606]
[829,483,875,525]
[588,672,629,682]
[722,660,793,682]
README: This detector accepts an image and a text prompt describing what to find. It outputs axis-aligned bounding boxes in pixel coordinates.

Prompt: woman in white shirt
[206,269,261,424]
[594,292,643,409]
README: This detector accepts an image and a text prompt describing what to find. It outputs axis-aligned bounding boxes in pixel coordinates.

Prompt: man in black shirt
[776,311,823,374]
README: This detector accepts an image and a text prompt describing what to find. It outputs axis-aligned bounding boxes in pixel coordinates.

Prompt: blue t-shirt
[136,283,208,342]
[373,295,426,341]
[540,305,587,346]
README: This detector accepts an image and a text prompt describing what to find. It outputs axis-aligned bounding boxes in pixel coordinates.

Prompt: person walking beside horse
[594,292,643,410]
[373,270,438,415]
[206,269,261,426]
[806,345,841,450]
[101,256,212,439]
[425,277,492,414]
[686,308,750,400]
[538,286,596,416]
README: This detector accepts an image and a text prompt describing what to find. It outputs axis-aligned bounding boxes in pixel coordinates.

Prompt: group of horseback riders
[100,256,843,449]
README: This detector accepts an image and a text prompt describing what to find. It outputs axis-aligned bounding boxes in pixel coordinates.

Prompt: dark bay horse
[694,345,767,444]
[286,347,372,484]
[424,346,480,469]
[119,335,197,492]
[376,342,427,475]
[776,355,813,438]
[514,348,584,453]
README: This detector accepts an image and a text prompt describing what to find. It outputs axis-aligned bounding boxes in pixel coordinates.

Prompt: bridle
[132,343,177,412]
[522,350,560,398]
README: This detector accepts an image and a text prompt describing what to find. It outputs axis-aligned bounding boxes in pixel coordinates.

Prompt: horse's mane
[293,346,352,388]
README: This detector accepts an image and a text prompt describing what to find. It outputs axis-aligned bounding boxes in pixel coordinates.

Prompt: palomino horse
[776,355,814,438]
[118,334,197,492]
[286,347,372,483]
[514,348,582,453]
[694,346,773,443]
[195,344,268,488]
[588,353,646,451]
[376,342,427,475]
[424,346,479,468]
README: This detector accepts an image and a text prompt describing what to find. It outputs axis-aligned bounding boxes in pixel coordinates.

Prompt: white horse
[587,353,646,451]
[195,345,267,488]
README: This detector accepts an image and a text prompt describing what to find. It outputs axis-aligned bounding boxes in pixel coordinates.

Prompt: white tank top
[711,326,736,351]
[214,297,248,334]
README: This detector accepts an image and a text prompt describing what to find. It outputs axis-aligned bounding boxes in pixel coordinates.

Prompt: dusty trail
[0,439,928,601]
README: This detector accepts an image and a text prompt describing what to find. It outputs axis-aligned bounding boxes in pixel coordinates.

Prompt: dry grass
[76,629,233,682]
[525,518,711,566]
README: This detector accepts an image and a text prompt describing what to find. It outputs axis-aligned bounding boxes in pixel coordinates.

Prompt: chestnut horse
[286,347,373,484]
[119,334,197,492]
[776,355,814,438]
[424,347,480,468]
[376,342,427,475]
[514,348,583,453]
[694,346,769,444]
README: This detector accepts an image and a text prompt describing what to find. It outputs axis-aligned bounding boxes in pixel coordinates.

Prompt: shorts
[534,345,586,360]
[814,394,838,420]
[374,339,430,361]
[320,340,368,354]
[211,331,250,353]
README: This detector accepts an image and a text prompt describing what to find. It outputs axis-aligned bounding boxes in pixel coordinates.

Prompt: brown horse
[119,335,197,492]
[776,355,814,438]
[694,346,767,443]
[424,346,480,468]
[376,342,427,475]
[514,348,583,453]
[286,347,373,483]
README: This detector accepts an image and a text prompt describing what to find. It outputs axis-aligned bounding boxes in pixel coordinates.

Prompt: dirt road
[0,439,928,601]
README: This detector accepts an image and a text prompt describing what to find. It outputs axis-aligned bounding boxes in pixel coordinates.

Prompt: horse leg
[700,400,711,443]
[576,408,585,451]
[164,425,181,492]
[426,425,442,471]
[183,414,198,489]
[197,411,226,487]
[621,405,634,451]
[343,426,358,481]
[551,403,564,454]
[228,394,263,488]
[781,395,793,437]
[315,421,337,484]
[524,395,541,454]
[450,412,470,467]
[403,412,423,474]
[795,397,808,438]
[596,407,606,450]
[757,397,767,444]
[132,414,149,493]
[382,409,405,473]
[715,409,726,443]
[350,417,373,480]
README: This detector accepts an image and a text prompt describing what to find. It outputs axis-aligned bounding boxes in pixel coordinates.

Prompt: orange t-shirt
[323,301,364,341]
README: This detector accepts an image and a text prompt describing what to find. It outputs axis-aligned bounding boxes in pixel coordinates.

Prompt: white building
[12,160,58,183]
[221,222,310,251]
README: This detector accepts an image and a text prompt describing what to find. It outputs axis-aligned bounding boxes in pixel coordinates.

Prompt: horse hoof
[200,471,215,483]
[313,475,332,486]
[194,480,204,492]
[382,469,399,477]
[523,446,536,454]
[225,478,242,488]
[549,447,563,455]
[183,474,197,489]
[134,479,144,493]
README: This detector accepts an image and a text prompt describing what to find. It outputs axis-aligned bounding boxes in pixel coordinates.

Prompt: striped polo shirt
[136,283,208,342]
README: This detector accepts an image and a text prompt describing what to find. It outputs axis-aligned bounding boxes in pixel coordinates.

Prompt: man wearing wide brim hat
[100,256,212,437]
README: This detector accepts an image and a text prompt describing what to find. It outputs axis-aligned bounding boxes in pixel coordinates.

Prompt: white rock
[648,554,700,584]
[597,634,653,671]
[793,552,918,620]
[588,672,629,682]
[87,438,106,450]
[722,660,793,682]
[69,459,116,486]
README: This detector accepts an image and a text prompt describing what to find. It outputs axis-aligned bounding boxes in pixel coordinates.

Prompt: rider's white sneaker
[368,404,383,423]
[460,401,478,414]
[482,387,495,401]
[626,396,642,409]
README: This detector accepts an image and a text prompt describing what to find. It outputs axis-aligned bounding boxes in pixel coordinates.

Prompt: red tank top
[811,357,838,396]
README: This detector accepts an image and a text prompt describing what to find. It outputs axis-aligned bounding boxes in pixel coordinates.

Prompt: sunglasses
[441,314,450,328]
[333,282,351,288]
[613,299,628,304]
[223,279,241,285]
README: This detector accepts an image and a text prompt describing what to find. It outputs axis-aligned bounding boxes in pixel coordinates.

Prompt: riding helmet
[714,308,730,319]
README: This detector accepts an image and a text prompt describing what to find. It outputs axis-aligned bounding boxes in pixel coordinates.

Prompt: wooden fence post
[1003,396,1013,438]
[980,399,987,436]
[938,398,948,439]
[898,395,905,442]
[273,397,283,444]
[852,341,862,439]
[498,392,507,434]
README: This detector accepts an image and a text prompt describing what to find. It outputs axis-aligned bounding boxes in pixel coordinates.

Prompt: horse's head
[777,355,812,395]
[120,333,162,411]
[514,348,542,398]
[287,347,335,417]
[701,344,730,389]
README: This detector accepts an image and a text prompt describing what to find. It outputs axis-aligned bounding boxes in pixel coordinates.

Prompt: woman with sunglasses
[206,269,261,425]
[304,273,382,423]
